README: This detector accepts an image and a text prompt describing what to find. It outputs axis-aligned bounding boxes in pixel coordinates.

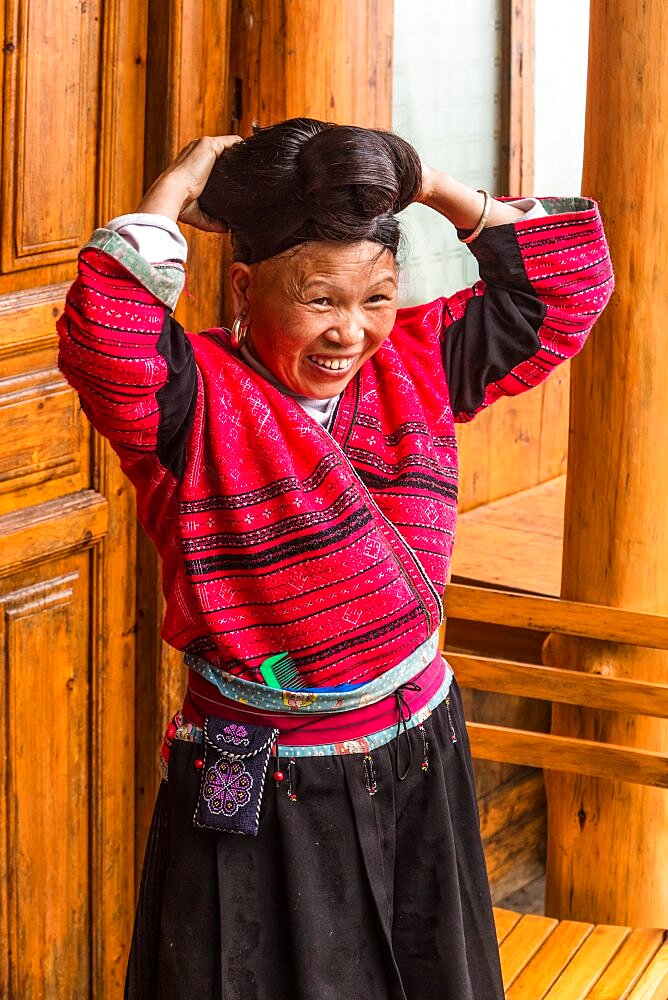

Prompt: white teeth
[309,356,355,371]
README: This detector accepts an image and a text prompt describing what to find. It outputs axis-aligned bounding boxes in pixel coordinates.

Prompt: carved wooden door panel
[0,2,147,997]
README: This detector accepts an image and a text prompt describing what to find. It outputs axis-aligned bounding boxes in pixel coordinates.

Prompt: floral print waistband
[160,666,453,778]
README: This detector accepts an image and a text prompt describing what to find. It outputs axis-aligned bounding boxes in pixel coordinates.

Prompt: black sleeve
[155,313,198,478]
[441,220,547,420]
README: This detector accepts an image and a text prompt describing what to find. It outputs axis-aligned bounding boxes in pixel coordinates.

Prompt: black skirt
[125,677,504,1000]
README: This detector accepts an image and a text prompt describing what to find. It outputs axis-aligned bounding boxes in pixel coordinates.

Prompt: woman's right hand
[135,135,243,231]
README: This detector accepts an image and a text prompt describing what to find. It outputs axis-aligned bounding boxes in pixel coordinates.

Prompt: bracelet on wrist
[458,189,492,244]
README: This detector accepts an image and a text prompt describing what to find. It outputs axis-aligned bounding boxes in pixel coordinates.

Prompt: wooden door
[0,2,147,996]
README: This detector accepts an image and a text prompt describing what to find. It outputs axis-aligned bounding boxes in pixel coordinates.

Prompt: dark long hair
[198,118,422,263]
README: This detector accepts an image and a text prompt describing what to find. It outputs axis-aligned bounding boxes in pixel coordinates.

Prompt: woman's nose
[325,316,365,347]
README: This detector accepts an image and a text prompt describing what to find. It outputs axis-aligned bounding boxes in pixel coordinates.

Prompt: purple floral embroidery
[221,722,250,746]
[203,759,253,816]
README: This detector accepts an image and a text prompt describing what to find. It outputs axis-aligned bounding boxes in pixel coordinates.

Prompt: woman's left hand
[135,135,243,231]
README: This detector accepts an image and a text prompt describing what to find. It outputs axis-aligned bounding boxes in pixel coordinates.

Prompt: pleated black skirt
[124,676,504,1000]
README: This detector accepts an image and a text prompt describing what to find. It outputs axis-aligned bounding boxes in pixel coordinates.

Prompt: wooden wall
[0,2,147,996]
[455,369,569,514]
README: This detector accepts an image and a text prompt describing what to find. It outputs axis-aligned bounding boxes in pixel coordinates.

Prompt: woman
[57,119,613,1000]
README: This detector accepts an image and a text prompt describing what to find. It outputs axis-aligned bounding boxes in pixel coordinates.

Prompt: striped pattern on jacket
[57,197,613,688]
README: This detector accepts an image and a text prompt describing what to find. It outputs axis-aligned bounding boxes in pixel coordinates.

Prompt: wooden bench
[442,579,668,999]
[493,906,668,999]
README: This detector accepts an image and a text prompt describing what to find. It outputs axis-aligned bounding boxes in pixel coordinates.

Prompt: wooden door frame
[506,0,535,195]
[89,3,150,994]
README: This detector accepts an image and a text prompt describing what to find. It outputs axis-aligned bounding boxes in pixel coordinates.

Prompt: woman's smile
[306,353,360,375]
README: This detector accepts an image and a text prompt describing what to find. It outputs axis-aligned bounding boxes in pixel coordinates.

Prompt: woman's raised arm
[407,167,614,423]
[56,137,240,482]
[416,165,526,232]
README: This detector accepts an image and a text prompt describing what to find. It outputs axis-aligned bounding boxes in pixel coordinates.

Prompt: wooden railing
[443,583,668,788]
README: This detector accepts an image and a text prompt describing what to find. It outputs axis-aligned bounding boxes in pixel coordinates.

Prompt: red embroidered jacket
[57,199,613,688]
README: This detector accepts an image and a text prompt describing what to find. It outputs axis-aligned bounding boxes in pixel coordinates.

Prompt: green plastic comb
[259,653,304,690]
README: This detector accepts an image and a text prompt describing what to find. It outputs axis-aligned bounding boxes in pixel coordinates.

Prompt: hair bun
[375,131,423,211]
[298,126,421,222]
[198,118,421,262]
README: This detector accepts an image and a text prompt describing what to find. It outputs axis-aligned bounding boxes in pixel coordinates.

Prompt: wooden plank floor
[494,907,668,999]
[452,475,566,597]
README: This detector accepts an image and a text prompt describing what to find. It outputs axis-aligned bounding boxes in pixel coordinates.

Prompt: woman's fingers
[172,135,243,170]
[171,135,243,198]
[178,201,230,233]
[174,135,244,231]
[135,135,243,224]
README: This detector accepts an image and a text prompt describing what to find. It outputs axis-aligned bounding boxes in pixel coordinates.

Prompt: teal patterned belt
[184,630,441,716]
[165,665,453,768]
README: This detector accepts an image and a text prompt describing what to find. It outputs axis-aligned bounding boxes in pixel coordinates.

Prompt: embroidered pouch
[194,716,278,836]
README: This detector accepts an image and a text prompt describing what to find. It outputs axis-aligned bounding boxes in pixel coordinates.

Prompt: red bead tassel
[418,723,430,773]
[273,741,285,783]
[287,759,298,801]
[362,753,377,796]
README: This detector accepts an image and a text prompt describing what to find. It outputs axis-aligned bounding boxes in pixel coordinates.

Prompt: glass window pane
[392,2,506,304]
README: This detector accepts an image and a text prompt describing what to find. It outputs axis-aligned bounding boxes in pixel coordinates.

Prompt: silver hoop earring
[231,316,248,350]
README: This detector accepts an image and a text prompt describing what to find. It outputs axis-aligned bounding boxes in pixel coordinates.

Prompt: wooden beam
[507,0,535,194]
[544,0,668,927]
[445,583,668,650]
[448,653,668,719]
[467,723,668,789]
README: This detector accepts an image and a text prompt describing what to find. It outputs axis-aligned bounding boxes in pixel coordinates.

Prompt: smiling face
[229,241,399,399]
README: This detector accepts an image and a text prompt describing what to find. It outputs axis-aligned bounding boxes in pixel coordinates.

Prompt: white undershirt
[238,342,340,430]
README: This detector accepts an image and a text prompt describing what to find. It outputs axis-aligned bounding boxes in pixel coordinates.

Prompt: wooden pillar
[543,0,668,926]
[229,0,393,134]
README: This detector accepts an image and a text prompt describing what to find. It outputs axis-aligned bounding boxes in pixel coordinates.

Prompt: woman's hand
[415,162,524,231]
[135,135,243,231]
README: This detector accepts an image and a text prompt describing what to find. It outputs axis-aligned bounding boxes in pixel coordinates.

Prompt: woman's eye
[367,294,390,303]
[310,297,331,306]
